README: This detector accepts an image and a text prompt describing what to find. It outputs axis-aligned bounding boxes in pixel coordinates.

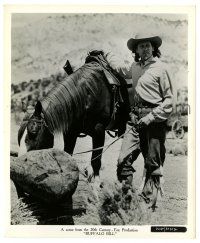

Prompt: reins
[73,125,133,161]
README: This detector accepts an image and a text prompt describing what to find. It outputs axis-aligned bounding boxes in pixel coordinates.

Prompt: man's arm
[106,53,132,79]
[150,69,174,122]
[116,65,132,79]
[138,69,174,126]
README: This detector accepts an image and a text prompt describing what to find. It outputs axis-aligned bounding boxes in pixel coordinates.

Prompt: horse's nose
[31,122,38,133]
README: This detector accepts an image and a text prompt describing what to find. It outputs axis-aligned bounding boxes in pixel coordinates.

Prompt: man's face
[136,41,154,61]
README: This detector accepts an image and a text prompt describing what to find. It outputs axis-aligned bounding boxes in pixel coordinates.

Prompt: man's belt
[138,107,154,113]
[131,101,157,116]
[131,94,158,115]
[131,106,153,115]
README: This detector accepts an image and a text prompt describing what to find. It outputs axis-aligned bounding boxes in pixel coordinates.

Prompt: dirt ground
[10,115,187,225]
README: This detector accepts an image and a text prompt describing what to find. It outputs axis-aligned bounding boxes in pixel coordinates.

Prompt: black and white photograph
[4,4,196,238]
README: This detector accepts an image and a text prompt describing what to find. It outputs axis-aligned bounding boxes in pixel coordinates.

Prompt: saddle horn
[63,60,73,75]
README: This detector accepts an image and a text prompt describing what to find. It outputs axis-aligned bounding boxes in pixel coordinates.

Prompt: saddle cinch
[63,50,130,137]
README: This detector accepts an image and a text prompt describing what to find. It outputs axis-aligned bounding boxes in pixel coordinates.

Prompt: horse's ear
[34,101,42,117]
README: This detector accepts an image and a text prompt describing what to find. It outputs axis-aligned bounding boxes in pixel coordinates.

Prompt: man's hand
[138,113,155,128]
[129,112,138,124]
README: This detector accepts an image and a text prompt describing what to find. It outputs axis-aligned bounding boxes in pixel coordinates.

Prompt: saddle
[85,50,130,136]
[85,50,121,86]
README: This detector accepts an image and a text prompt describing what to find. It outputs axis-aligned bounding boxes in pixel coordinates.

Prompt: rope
[73,125,133,160]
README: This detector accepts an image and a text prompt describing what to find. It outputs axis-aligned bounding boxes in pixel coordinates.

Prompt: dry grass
[11,198,38,225]
[74,180,150,225]
[11,178,150,225]
[98,182,149,225]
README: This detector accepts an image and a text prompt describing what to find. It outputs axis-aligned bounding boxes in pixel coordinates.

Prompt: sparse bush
[11,198,38,225]
[98,181,149,225]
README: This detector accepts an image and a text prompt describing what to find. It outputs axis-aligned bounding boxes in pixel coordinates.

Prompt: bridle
[27,117,47,126]
[25,113,50,134]
[23,114,52,151]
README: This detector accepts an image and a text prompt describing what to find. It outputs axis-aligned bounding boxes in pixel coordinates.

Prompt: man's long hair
[133,45,161,62]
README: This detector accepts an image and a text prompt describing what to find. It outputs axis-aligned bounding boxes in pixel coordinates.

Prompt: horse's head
[26,101,44,137]
[18,101,53,156]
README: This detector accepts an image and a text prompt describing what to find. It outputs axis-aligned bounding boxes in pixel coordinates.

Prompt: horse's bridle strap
[28,118,43,123]
[24,116,49,130]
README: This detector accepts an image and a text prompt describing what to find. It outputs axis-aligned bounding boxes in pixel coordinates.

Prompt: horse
[17,51,130,189]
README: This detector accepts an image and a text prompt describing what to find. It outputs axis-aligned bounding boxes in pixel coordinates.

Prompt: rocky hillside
[11,13,189,115]
[12,13,188,91]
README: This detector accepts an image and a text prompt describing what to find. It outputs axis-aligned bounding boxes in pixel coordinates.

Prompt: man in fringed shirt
[117,33,173,207]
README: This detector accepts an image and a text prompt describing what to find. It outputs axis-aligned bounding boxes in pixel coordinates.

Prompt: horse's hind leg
[91,123,105,177]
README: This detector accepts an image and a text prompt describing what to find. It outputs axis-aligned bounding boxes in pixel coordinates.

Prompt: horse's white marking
[53,131,64,150]
[91,175,101,201]
[18,128,28,156]
[93,175,101,189]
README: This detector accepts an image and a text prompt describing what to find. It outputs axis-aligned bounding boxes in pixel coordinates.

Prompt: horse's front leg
[89,123,105,184]
[53,131,77,155]
[63,132,78,155]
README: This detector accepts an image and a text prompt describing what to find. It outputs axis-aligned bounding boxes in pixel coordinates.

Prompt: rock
[172,143,187,156]
[10,148,79,204]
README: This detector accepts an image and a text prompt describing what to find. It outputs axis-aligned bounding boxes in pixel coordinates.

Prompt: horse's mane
[41,63,103,134]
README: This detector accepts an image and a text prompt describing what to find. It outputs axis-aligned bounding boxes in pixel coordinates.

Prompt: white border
[1,1,197,240]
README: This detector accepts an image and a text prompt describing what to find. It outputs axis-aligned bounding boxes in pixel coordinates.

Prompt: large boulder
[10,148,79,204]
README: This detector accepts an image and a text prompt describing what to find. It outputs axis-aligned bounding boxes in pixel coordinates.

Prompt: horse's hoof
[84,166,94,182]
[93,177,101,189]
[149,205,158,212]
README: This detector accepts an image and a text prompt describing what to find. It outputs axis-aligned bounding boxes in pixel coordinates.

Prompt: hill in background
[11,13,188,92]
